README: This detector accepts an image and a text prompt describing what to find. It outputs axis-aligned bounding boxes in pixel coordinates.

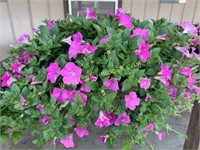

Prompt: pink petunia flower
[86,7,98,20]
[32,27,39,34]
[125,92,140,111]
[37,104,44,112]
[15,73,24,79]
[156,132,165,140]
[130,28,149,41]
[74,126,89,138]
[187,75,195,90]
[60,134,75,148]
[1,71,14,88]
[140,77,151,90]
[180,67,192,77]
[29,75,40,86]
[103,111,117,125]
[18,34,30,44]
[50,139,56,146]
[78,10,84,16]
[176,46,191,58]
[191,38,199,45]
[80,80,91,93]
[115,8,123,19]
[146,123,155,131]
[22,53,35,64]
[41,115,51,125]
[62,36,72,45]
[192,47,200,60]
[99,35,110,44]
[119,13,133,29]
[68,41,81,59]
[135,42,152,63]
[168,87,178,98]
[156,65,173,86]
[70,116,75,126]
[47,62,61,83]
[60,62,82,85]
[69,90,88,106]
[80,43,98,55]
[183,89,192,100]
[100,135,109,143]
[194,86,200,95]
[114,112,131,126]
[20,96,26,107]
[89,74,98,81]
[48,19,55,30]
[145,93,153,101]
[103,77,119,92]
[51,88,70,103]
[181,22,198,36]
[95,111,111,128]
[160,34,169,40]
[72,32,83,43]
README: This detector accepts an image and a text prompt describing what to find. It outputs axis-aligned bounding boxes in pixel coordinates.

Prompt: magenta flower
[20,96,26,107]
[146,123,155,131]
[89,74,98,81]
[51,88,70,103]
[145,93,153,101]
[60,134,75,148]
[191,38,199,45]
[114,112,131,126]
[69,90,88,106]
[103,111,117,125]
[50,139,56,146]
[80,80,91,93]
[176,46,191,58]
[37,104,44,112]
[74,126,89,138]
[60,62,82,85]
[140,77,151,90]
[100,135,109,143]
[48,19,55,30]
[68,41,81,59]
[103,77,119,92]
[21,53,35,64]
[78,10,84,16]
[18,34,30,44]
[80,43,98,55]
[180,67,192,77]
[95,111,111,128]
[86,7,98,20]
[168,88,178,98]
[130,28,149,41]
[41,115,51,125]
[194,86,200,95]
[181,22,198,36]
[135,42,152,63]
[72,32,83,43]
[183,89,191,100]
[47,62,61,83]
[119,13,133,29]
[157,65,173,86]
[32,27,39,34]
[70,116,75,126]
[15,73,24,79]
[62,36,72,45]
[187,75,195,90]
[29,75,40,86]
[192,47,200,60]
[1,71,14,88]
[125,92,140,111]
[156,132,165,140]
[115,8,123,19]
[99,35,110,44]
[160,34,169,40]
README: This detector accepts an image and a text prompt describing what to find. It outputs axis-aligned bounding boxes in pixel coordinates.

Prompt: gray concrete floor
[0,112,196,150]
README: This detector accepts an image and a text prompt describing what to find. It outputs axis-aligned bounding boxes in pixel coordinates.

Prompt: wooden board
[144,0,160,20]
[182,0,197,22]
[193,0,200,24]
[0,2,14,60]
[170,4,185,24]
[131,0,146,21]
[48,0,64,19]
[158,4,172,20]
[7,0,32,39]
[30,0,50,28]
[122,0,133,14]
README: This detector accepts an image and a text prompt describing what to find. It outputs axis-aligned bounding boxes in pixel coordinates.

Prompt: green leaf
[86,81,98,91]
[0,133,9,143]
[146,68,158,76]
[122,79,132,92]
[122,139,134,150]
[11,83,20,93]
[12,131,23,145]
